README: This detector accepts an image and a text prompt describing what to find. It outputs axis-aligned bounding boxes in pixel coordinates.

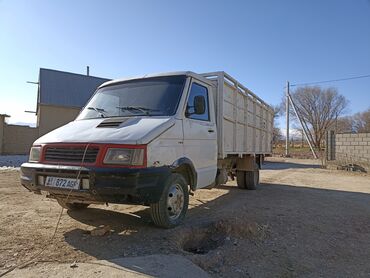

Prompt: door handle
[208,129,215,133]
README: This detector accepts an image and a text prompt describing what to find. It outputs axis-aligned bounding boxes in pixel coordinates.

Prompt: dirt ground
[1,157,370,277]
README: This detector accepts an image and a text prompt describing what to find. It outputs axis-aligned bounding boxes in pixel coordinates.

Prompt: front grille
[44,146,99,163]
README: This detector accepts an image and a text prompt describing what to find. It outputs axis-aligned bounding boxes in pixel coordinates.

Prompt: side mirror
[194,95,206,115]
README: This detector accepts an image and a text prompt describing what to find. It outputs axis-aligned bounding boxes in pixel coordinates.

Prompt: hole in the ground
[179,219,267,255]
[183,233,225,254]
[181,225,227,254]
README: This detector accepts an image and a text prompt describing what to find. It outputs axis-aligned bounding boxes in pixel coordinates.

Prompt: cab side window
[185,83,210,121]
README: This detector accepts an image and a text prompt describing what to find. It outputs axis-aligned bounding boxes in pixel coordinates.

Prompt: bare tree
[352,108,370,133]
[272,105,283,146]
[282,86,348,148]
[335,116,353,133]
[273,127,283,146]
[291,125,305,147]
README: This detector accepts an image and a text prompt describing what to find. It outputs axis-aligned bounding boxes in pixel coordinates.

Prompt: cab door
[182,79,217,188]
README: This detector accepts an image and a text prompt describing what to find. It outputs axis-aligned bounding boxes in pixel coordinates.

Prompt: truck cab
[20,71,273,228]
[20,72,219,228]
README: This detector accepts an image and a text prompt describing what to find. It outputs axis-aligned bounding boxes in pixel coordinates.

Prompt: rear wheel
[150,173,189,228]
[236,170,246,189]
[236,169,260,190]
[245,170,259,190]
[56,198,89,210]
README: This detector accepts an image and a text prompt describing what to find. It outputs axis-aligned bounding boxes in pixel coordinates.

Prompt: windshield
[77,75,186,120]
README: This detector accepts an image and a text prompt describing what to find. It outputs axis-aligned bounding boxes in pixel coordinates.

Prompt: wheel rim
[167,183,185,220]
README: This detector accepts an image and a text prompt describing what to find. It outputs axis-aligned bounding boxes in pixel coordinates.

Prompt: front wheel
[149,173,189,228]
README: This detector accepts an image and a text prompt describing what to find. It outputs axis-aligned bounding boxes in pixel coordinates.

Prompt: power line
[290,74,370,87]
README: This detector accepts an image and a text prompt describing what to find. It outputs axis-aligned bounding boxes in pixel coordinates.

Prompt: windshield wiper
[87,106,107,118]
[117,106,160,115]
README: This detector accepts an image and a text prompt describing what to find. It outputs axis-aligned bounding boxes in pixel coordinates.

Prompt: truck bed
[202,72,274,159]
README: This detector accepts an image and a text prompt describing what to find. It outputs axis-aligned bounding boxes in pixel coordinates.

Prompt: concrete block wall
[334,133,370,172]
[1,103,79,155]
[3,125,39,154]
[0,115,39,155]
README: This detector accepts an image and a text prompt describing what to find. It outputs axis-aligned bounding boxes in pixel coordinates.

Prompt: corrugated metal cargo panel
[201,72,274,158]
[39,68,110,108]
[223,120,234,152]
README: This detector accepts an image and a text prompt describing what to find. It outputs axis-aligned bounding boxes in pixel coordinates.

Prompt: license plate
[45,177,80,190]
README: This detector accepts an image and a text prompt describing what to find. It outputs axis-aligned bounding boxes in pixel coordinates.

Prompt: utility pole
[285,81,290,157]
[287,92,318,159]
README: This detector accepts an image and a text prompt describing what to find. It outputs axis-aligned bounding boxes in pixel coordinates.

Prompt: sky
[0,0,369,127]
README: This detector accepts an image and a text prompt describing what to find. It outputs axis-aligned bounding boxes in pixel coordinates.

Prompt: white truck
[20,71,273,228]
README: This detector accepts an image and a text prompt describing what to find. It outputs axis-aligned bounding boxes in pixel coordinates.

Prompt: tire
[56,198,89,210]
[245,170,259,190]
[236,170,246,189]
[149,173,189,228]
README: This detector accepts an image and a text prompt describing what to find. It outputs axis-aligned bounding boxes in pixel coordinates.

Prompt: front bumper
[20,163,171,204]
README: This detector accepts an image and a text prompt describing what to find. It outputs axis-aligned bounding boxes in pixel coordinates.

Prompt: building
[37,68,110,135]
[0,68,109,154]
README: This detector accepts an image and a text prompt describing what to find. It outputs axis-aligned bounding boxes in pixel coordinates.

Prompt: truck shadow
[64,185,242,260]
[263,160,321,170]
[63,178,370,277]
[67,207,151,231]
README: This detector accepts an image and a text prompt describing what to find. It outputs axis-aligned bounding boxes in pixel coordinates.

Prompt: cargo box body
[202,72,274,159]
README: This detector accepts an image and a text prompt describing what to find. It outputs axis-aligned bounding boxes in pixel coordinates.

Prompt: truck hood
[34,117,175,145]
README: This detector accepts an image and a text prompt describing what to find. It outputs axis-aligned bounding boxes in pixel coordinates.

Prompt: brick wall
[331,133,370,172]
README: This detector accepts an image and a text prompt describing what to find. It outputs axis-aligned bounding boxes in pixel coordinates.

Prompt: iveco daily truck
[20,71,274,228]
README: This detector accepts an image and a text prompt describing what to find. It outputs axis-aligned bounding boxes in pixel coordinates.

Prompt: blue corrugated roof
[38,68,110,108]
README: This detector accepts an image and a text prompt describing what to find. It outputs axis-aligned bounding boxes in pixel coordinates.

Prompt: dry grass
[273,146,322,159]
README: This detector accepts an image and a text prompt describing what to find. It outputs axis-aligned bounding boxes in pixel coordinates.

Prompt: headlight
[103,148,145,166]
[29,146,41,162]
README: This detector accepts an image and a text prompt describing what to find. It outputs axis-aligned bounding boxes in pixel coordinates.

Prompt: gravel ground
[1,157,370,277]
